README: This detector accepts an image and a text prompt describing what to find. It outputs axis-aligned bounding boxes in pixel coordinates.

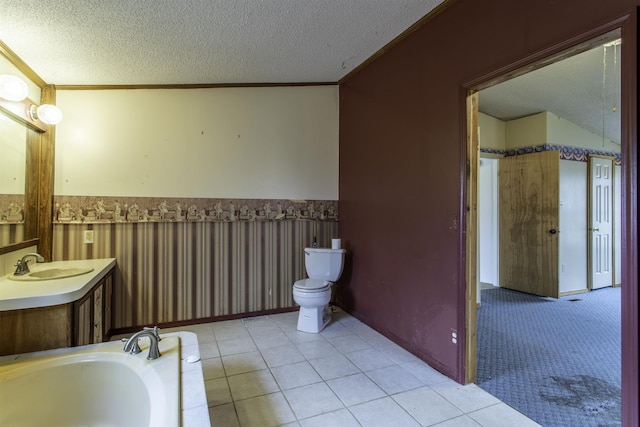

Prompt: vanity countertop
[0,258,116,311]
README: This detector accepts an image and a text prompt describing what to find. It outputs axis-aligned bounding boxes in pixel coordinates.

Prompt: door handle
[549,229,557,235]
[589,228,600,232]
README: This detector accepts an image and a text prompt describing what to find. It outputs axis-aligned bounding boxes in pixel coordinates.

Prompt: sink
[9,267,95,282]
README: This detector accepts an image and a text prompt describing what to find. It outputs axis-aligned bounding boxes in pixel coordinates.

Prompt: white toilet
[293,247,346,333]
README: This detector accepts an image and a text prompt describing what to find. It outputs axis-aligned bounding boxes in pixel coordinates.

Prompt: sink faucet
[123,326,162,360]
[13,253,45,276]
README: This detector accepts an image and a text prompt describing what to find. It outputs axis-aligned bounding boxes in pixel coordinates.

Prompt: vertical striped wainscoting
[53,220,337,330]
[0,223,24,247]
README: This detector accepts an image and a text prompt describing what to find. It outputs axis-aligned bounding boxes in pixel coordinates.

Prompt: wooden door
[588,156,614,289]
[499,150,559,298]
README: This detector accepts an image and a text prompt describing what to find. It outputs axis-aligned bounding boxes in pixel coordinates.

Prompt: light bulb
[29,104,63,125]
[0,74,29,101]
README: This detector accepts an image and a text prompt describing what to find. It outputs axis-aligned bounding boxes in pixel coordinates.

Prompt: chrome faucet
[13,253,45,276]
[123,326,162,360]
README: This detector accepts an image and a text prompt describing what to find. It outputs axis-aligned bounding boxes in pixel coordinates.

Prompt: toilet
[293,247,346,333]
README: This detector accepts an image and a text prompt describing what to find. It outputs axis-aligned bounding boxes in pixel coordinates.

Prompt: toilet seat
[293,279,331,293]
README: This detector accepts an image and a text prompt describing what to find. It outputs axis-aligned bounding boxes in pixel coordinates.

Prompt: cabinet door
[76,295,93,346]
[102,272,113,340]
[92,284,103,344]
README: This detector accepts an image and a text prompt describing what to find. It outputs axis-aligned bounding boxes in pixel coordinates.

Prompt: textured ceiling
[0,0,444,85]
[0,1,622,145]
[480,40,622,146]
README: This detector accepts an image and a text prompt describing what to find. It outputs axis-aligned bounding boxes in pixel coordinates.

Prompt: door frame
[461,13,637,425]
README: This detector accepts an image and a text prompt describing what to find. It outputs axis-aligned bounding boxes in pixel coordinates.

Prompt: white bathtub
[0,335,182,427]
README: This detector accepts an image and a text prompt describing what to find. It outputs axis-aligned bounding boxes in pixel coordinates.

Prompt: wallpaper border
[481,144,622,165]
[52,196,338,225]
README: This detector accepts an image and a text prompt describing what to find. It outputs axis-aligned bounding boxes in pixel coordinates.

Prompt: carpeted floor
[476,286,621,427]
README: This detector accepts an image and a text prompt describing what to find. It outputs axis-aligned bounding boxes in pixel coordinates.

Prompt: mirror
[0,109,39,253]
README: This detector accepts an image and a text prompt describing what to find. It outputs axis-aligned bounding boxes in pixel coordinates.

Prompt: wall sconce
[0,74,29,102]
[29,103,63,125]
[0,73,63,125]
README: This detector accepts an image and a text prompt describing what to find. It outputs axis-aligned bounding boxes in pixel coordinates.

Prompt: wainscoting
[53,220,338,330]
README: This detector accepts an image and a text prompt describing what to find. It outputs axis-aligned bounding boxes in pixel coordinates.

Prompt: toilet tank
[304,248,346,281]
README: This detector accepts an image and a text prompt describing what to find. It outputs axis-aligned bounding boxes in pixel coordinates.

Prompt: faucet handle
[128,339,142,354]
[143,326,161,341]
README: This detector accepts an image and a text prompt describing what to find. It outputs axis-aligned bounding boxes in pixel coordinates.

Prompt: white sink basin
[9,267,94,282]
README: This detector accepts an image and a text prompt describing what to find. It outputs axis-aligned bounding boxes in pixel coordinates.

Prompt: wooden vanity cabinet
[73,269,114,346]
[0,267,115,356]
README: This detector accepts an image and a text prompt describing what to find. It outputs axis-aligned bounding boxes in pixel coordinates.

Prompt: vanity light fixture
[29,103,63,125]
[0,74,29,102]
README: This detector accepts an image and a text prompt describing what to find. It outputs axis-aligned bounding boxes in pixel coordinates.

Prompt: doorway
[465,29,625,424]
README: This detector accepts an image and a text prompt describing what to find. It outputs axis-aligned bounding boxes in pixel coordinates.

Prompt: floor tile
[204,377,232,407]
[295,338,339,360]
[201,357,225,380]
[401,360,451,386]
[468,403,542,427]
[190,311,539,427]
[345,348,395,372]
[285,329,327,344]
[271,361,323,390]
[319,321,351,338]
[350,397,421,427]
[392,386,464,426]
[217,336,258,356]
[377,342,421,364]
[430,415,482,427]
[328,333,372,353]
[227,369,280,401]
[299,408,361,427]
[327,372,386,406]
[252,331,292,351]
[283,382,344,419]
[431,382,501,413]
[235,392,297,427]
[260,344,306,368]
[213,324,251,341]
[197,342,220,359]
[308,354,360,380]
[366,365,423,395]
[208,403,240,427]
[222,351,267,376]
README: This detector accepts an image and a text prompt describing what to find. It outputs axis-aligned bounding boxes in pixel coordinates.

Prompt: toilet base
[296,305,331,333]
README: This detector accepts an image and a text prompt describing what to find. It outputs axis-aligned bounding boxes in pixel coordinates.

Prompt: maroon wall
[338,0,638,424]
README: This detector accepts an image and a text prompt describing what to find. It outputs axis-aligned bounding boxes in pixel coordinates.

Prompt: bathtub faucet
[13,253,45,276]
[123,327,162,360]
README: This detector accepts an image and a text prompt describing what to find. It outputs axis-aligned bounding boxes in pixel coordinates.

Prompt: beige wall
[478,112,506,150]
[505,112,547,149]
[504,111,621,152]
[55,85,339,200]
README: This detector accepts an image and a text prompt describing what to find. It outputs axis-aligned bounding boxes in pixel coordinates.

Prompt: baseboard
[559,288,589,297]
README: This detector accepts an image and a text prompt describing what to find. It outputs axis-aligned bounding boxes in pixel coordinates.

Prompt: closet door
[499,150,559,298]
[588,155,614,289]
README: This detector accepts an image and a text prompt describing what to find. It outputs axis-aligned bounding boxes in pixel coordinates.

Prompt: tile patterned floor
[166,309,541,427]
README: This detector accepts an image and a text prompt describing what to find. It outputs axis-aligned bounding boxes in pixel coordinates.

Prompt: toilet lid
[294,279,331,291]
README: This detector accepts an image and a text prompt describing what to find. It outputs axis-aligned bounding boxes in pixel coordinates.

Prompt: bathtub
[0,335,182,427]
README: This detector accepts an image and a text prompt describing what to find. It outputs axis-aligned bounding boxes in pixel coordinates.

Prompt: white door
[588,156,613,289]
[479,158,499,287]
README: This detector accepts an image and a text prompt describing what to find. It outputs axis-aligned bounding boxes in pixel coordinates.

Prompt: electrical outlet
[451,330,458,344]
[83,230,94,244]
